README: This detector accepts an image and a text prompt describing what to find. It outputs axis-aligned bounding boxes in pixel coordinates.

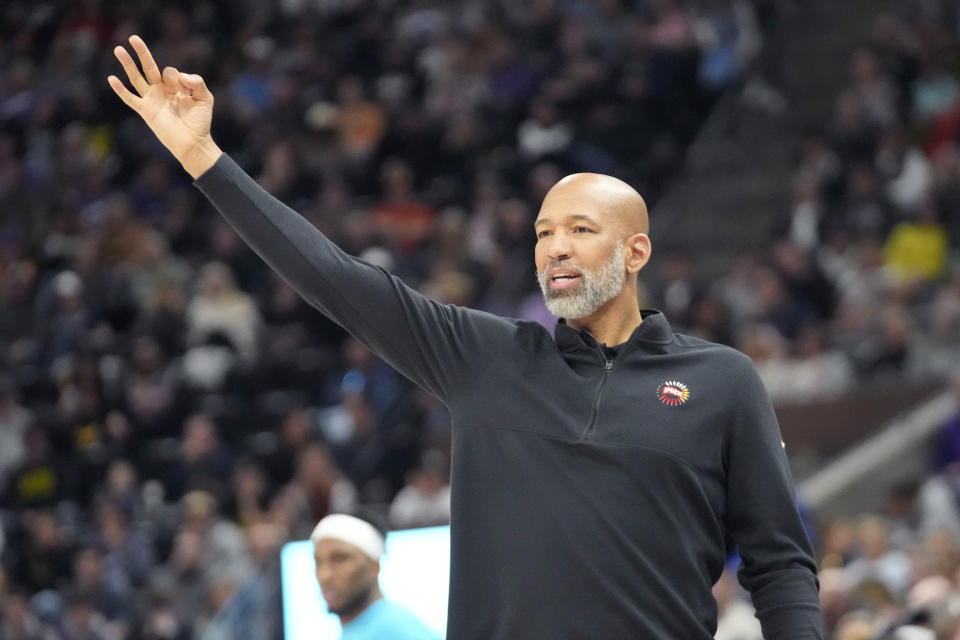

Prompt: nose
[315,563,331,586]
[546,232,572,262]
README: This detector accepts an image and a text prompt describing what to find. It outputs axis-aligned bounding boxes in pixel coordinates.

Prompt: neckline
[555,310,675,352]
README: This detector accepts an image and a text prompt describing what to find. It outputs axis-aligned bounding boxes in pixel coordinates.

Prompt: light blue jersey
[341,599,439,640]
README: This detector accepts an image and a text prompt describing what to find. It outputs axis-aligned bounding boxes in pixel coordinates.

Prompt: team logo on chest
[657,380,690,406]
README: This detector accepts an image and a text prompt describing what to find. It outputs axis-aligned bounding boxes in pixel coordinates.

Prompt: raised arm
[108,36,512,402]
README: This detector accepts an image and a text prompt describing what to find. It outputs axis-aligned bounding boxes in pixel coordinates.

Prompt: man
[109,35,823,638]
[311,513,437,639]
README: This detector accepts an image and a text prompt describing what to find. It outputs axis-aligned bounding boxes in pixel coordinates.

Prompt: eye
[537,230,551,239]
[574,226,591,233]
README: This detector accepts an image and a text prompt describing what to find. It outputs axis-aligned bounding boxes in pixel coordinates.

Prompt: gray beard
[537,241,627,320]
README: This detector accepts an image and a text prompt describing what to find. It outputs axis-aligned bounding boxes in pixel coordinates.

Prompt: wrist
[181,136,222,179]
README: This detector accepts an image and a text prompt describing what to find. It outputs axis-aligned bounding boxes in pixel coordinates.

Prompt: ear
[625,233,652,274]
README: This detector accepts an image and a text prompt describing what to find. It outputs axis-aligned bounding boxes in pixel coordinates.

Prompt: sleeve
[193,154,513,404]
[722,354,823,639]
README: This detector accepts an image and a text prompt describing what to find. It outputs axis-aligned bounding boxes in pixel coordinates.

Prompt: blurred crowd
[0,0,770,638]
[695,0,960,406]
[708,2,960,638]
[4,0,960,637]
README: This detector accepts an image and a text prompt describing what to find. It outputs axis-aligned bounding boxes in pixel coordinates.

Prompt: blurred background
[1,0,960,638]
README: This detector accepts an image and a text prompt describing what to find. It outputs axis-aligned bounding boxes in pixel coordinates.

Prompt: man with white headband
[310,514,437,640]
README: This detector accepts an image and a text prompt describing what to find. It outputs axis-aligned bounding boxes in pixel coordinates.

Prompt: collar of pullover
[554,310,675,354]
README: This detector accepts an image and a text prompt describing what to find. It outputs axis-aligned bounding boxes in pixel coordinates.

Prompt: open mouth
[548,272,582,290]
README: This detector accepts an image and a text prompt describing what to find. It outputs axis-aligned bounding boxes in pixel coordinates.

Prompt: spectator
[41,271,90,364]
[261,408,318,488]
[856,304,912,377]
[830,90,881,165]
[186,262,261,364]
[224,461,270,531]
[882,199,949,283]
[820,568,854,634]
[753,266,816,340]
[136,278,188,359]
[834,163,893,240]
[179,491,250,587]
[771,240,837,322]
[911,56,960,125]
[97,460,142,525]
[165,414,234,501]
[4,427,66,510]
[930,267,960,342]
[0,589,45,640]
[198,521,282,640]
[0,375,30,491]
[735,324,793,401]
[388,449,451,529]
[849,48,899,129]
[371,160,436,257]
[687,292,734,345]
[289,444,357,527]
[844,515,912,599]
[654,249,699,328]
[786,174,824,252]
[694,0,760,96]
[69,547,131,633]
[517,98,573,161]
[91,501,154,592]
[783,324,855,403]
[334,77,386,168]
[10,511,72,594]
[876,128,934,215]
[121,334,182,439]
[57,590,112,640]
[148,529,207,633]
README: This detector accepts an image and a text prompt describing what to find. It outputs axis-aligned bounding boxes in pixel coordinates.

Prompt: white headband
[310,514,385,562]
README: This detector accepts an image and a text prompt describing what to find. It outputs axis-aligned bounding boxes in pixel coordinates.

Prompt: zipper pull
[604,359,613,372]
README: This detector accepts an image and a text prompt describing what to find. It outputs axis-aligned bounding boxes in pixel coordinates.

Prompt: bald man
[110,37,822,639]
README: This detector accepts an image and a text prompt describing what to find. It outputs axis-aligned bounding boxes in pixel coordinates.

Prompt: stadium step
[651,0,892,281]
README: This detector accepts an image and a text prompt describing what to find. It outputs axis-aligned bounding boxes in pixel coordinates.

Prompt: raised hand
[108,35,222,178]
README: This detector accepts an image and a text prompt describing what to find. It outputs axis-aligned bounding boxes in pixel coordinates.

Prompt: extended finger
[129,35,162,85]
[107,75,143,112]
[113,46,149,96]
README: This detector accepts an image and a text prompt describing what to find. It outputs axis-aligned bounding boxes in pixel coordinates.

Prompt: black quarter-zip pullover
[195,155,822,639]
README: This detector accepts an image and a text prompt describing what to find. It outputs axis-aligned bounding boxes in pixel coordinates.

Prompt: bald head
[542,173,649,237]
[534,172,654,337]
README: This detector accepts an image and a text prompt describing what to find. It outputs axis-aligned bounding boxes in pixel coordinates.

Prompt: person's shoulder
[443,304,550,342]
[671,332,761,385]
[375,598,428,622]
[473,313,556,352]
[366,599,438,639]
[673,332,751,364]
[514,317,555,344]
